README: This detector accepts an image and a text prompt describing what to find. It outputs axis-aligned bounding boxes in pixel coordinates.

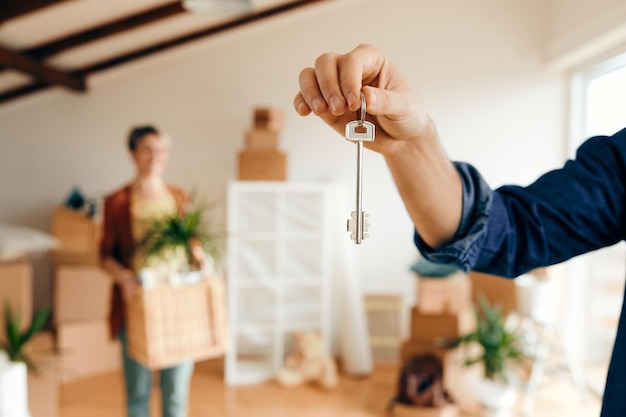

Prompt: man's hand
[294,43,432,157]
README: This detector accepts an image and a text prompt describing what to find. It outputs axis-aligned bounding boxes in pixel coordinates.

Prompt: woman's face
[131,133,169,177]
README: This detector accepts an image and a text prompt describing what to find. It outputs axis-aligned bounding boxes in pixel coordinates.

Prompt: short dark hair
[127,125,170,151]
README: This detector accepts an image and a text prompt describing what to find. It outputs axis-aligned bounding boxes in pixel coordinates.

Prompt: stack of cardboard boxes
[50,207,121,384]
[237,107,287,181]
[397,272,475,417]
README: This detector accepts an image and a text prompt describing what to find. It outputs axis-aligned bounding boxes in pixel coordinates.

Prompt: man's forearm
[383,122,463,249]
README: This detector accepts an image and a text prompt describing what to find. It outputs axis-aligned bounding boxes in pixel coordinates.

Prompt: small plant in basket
[138,200,219,272]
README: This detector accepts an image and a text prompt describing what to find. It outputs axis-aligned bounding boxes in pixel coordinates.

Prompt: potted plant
[447,295,528,417]
[0,302,50,417]
[139,202,220,279]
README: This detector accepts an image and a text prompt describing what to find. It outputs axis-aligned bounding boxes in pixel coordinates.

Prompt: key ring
[358,92,366,126]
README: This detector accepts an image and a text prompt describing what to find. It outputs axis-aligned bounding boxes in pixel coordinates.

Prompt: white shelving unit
[225,181,333,385]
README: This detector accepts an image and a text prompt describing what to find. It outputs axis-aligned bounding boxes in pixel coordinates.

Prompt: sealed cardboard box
[0,261,32,339]
[57,320,121,383]
[469,271,517,316]
[238,150,287,181]
[245,129,280,150]
[409,307,475,342]
[54,265,111,324]
[50,208,101,265]
[365,294,403,363]
[125,278,227,370]
[416,273,471,314]
[253,107,285,132]
[391,404,459,417]
[26,332,59,417]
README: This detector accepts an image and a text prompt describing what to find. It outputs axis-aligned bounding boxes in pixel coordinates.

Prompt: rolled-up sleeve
[414,162,493,272]
[414,129,626,278]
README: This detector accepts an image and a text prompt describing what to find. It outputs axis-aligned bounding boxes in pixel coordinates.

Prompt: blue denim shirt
[414,127,626,417]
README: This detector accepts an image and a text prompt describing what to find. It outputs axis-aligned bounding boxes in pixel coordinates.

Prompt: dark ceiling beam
[77,0,327,76]
[0,0,328,104]
[23,2,185,60]
[0,43,85,91]
[0,0,71,23]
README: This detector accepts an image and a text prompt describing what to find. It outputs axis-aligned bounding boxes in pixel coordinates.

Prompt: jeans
[118,328,194,417]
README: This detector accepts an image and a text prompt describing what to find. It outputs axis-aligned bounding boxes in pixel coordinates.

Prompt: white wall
[0,0,566,313]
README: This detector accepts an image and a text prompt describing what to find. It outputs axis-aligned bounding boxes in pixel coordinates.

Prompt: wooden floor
[60,359,603,417]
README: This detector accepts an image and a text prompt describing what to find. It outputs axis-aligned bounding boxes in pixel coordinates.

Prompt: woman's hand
[294,43,433,157]
[118,268,140,297]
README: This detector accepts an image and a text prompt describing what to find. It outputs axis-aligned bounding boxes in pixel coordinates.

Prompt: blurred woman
[100,125,199,417]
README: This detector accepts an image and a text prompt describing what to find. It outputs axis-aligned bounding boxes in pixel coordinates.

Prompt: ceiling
[0,0,327,105]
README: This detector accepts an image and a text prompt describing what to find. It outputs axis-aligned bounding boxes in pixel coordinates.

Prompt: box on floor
[57,320,121,383]
[0,261,32,339]
[364,294,403,363]
[54,265,111,324]
[25,332,59,417]
[416,272,471,314]
[469,271,518,316]
[50,208,101,265]
[409,307,475,342]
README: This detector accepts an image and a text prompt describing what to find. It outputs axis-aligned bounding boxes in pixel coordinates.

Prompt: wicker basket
[125,276,227,369]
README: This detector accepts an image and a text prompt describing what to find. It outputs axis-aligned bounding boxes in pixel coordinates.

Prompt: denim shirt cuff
[413,162,493,272]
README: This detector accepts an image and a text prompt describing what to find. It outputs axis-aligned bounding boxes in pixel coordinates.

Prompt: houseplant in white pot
[0,302,50,417]
[448,295,528,417]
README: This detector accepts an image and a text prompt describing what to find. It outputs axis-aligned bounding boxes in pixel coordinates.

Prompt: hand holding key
[294,43,464,250]
[346,93,375,244]
[293,44,432,157]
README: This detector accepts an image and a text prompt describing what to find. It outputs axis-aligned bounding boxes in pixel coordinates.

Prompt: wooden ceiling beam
[23,2,185,60]
[77,0,327,75]
[0,0,71,23]
[0,43,85,91]
[0,0,328,104]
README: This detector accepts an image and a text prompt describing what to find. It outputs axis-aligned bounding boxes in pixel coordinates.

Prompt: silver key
[345,92,375,244]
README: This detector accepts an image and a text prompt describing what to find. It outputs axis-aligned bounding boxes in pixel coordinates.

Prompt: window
[567,52,626,393]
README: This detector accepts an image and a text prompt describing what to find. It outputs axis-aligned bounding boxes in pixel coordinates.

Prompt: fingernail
[346,92,358,108]
[296,101,309,115]
[330,96,343,113]
[312,98,324,114]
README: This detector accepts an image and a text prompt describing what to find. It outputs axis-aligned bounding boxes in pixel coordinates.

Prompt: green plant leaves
[456,294,528,382]
[2,300,50,365]
[138,203,219,267]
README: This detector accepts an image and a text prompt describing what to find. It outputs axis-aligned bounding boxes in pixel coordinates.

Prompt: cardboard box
[469,271,517,316]
[245,129,280,150]
[57,320,121,383]
[416,273,471,314]
[365,294,403,363]
[26,332,59,417]
[409,307,475,342]
[125,278,228,370]
[51,208,101,265]
[253,107,285,132]
[0,261,32,339]
[238,150,287,181]
[391,404,459,417]
[54,265,111,324]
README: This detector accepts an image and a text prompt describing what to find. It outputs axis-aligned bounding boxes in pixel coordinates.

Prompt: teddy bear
[276,331,338,389]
